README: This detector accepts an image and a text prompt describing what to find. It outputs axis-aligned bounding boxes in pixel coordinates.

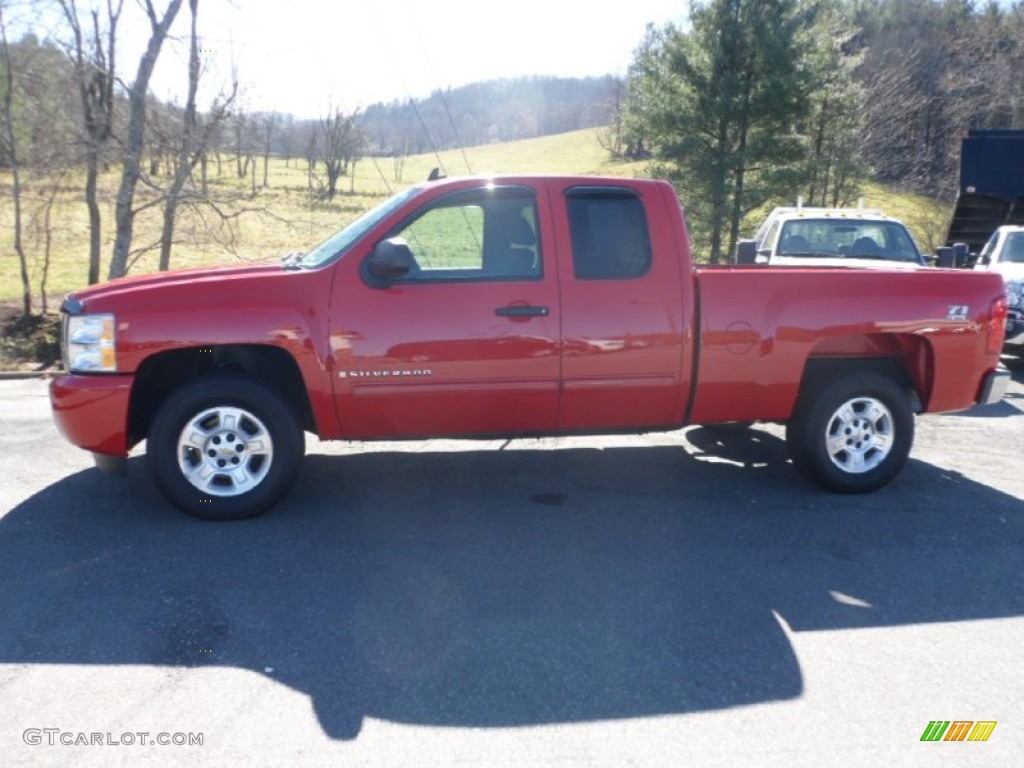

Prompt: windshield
[999,232,1024,263]
[296,185,421,269]
[776,219,922,263]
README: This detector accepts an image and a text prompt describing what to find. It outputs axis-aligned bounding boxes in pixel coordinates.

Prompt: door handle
[495,305,549,317]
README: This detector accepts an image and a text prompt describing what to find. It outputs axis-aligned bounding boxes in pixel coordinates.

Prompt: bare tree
[230,109,250,177]
[945,3,1024,131]
[277,113,295,167]
[145,96,177,177]
[0,0,30,314]
[259,111,278,187]
[392,149,406,183]
[59,0,123,285]
[249,127,256,196]
[303,121,317,171]
[108,0,184,279]
[317,106,362,200]
[30,173,70,316]
[596,78,626,160]
[157,0,236,271]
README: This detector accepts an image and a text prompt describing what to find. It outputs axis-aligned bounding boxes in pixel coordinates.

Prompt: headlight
[64,314,117,372]
[1007,281,1023,309]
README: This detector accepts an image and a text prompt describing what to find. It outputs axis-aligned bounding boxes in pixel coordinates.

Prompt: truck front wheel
[148,374,304,520]
[786,372,914,493]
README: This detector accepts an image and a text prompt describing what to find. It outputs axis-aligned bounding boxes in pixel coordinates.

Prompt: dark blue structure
[946,130,1024,254]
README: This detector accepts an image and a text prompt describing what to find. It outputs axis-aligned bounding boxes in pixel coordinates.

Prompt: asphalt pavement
[1,360,1022,767]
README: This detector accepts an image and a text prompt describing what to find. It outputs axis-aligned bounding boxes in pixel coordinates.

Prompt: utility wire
[367,155,394,197]
[406,96,448,177]
[408,4,472,174]
[367,10,448,177]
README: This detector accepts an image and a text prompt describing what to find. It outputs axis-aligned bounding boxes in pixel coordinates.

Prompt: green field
[0,128,950,307]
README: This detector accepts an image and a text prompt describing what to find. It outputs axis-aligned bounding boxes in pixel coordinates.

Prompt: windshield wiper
[282,251,305,270]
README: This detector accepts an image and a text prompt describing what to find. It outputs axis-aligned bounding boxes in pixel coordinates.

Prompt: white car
[974,225,1024,353]
[737,206,927,269]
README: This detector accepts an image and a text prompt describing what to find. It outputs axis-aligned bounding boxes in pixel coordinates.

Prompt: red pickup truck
[50,175,1010,519]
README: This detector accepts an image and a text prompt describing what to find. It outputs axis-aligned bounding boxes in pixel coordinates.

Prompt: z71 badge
[947,305,969,321]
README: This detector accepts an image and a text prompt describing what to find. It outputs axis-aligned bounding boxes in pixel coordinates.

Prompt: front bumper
[1004,311,1024,349]
[50,374,134,456]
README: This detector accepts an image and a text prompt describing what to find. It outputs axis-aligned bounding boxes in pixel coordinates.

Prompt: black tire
[148,373,304,520]
[786,372,914,494]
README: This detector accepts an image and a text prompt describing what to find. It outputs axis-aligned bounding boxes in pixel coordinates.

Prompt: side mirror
[365,238,417,284]
[935,246,956,268]
[953,243,970,268]
[735,240,757,265]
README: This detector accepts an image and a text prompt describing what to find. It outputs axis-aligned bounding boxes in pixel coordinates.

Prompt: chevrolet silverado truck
[50,175,1011,520]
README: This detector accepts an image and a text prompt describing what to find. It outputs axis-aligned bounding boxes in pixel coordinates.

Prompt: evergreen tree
[799,0,868,207]
[628,0,813,262]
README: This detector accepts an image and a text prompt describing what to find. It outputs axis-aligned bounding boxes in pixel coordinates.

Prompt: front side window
[759,220,780,252]
[978,230,999,263]
[1000,232,1024,263]
[567,188,652,279]
[386,187,541,281]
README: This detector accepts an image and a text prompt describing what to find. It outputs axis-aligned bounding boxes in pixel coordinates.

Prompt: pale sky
[138,0,689,118]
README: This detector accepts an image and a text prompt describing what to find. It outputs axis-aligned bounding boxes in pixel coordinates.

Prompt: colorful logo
[920,721,997,742]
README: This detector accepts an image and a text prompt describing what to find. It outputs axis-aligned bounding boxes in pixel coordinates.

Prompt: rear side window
[567,189,652,279]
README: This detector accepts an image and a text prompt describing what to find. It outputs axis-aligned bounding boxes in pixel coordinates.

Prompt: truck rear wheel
[148,374,304,520]
[786,372,914,493]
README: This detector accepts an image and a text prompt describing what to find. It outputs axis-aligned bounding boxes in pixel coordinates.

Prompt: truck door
[331,184,561,439]
[554,184,687,430]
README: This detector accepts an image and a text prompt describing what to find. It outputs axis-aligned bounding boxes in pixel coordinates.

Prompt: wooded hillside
[1,0,1022,309]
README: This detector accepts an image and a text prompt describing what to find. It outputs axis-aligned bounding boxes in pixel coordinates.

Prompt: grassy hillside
[0,128,950,306]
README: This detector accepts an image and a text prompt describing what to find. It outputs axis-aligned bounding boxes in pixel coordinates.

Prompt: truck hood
[768,256,924,270]
[990,262,1024,281]
[64,263,285,312]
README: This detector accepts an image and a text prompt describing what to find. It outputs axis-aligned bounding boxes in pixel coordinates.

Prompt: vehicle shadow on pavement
[1,430,1022,740]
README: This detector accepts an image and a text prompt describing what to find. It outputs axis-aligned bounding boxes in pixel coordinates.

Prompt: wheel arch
[128,345,316,447]
[798,333,933,412]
